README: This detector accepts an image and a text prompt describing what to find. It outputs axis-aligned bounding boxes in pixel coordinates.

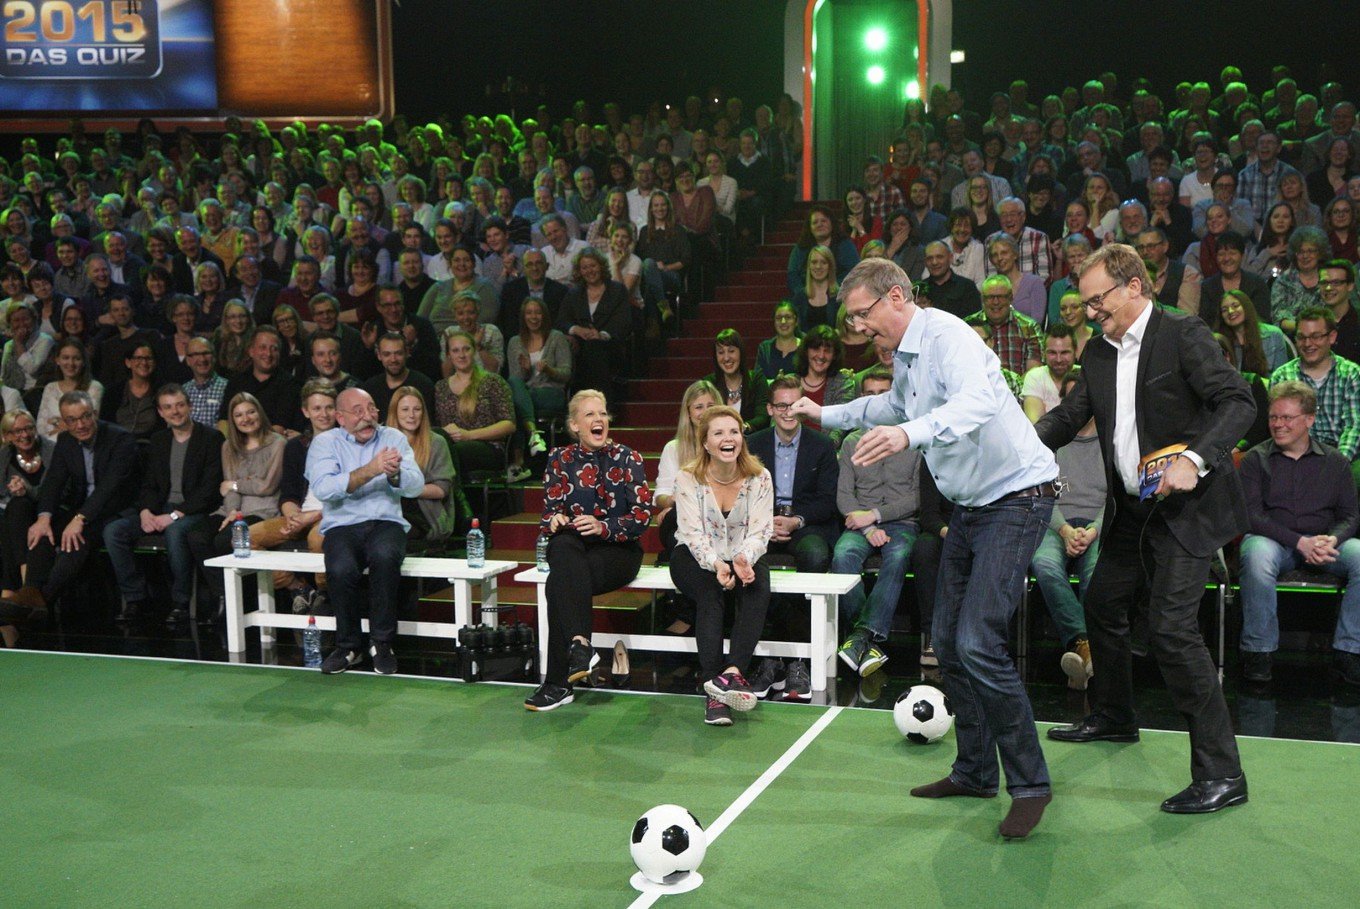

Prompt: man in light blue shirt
[793,258,1059,840]
[306,387,424,675]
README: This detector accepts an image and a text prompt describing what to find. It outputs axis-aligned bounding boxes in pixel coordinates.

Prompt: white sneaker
[528,432,548,456]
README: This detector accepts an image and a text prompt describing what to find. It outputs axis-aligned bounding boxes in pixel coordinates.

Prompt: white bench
[513,564,860,694]
[205,552,520,654]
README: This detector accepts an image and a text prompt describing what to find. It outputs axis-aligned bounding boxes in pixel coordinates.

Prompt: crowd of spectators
[1,68,1358,691]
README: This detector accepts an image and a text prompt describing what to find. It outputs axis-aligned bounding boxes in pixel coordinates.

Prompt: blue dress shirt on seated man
[306,387,424,676]
[792,257,1059,841]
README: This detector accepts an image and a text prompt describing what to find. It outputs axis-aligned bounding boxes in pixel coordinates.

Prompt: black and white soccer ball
[629,804,708,884]
[894,684,954,743]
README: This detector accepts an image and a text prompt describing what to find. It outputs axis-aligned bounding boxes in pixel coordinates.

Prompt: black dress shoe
[1160,775,1248,814]
[1047,714,1140,743]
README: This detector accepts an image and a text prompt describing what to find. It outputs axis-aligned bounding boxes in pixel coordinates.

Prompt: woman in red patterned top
[524,389,654,712]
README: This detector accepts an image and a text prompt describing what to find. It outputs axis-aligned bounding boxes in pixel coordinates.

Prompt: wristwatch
[232,481,239,493]
[170,512,181,522]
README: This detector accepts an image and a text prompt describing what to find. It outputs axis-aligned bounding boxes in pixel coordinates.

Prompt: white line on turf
[625,705,845,908]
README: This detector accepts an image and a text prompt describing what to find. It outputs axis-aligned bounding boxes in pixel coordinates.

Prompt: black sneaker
[525,682,574,711]
[321,648,363,674]
[1336,650,1360,686]
[704,697,733,726]
[782,659,812,701]
[704,670,758,711]
[370,642,397,675]
[748,658,786,698]
[567,640,600,683]
[165,606,190,626]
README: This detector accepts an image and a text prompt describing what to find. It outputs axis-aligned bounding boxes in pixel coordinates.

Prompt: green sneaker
[858,642,889,677]
[838,629,870,672]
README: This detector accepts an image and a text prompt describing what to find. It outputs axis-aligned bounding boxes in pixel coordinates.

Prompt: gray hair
[58,390,95,413]
[837,257,913,307]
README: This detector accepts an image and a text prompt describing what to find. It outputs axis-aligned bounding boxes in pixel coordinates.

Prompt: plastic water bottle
[466,518,485,568]
[302,615,322,668]
[536,532,550,573]
[231,512,250,558]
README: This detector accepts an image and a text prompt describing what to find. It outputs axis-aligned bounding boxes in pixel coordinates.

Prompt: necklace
[16,450,41,472]
[707,469,742,487]
[802,375,827,391]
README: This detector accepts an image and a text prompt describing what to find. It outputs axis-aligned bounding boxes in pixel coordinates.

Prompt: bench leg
[224,569,246,654]
[452,580,471,629]
[482,578,501,628]
[536,582,549,683]
[807,593,837,693]
[257,569,277,649]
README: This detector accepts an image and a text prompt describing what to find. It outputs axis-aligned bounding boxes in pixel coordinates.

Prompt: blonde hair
[224,392,276,460]
[443,329,486,420]
[805,245,839,297]
[566,388,609,439]
[682,405,764,481]
[674,379,722,467]
[386,385,431,467]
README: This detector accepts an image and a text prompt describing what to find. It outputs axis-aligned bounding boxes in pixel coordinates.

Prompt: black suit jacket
[556,281,632,344]
[138,423,225,516]
[237,279,283,326]
[1035,305,1257,556]
[36,421,140,524]
[500,277,569,336]
[747,426,840,542]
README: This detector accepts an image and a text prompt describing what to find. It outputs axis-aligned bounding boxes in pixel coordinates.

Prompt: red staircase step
[630,377,703,402]
[616,400,680,423]
[612,426,681,450]
[766,229,801,243]
[647,356,716,379]
[686,316,773,336]
[743,255,789,270]
[716,285,785,302]
[728,269,789,287]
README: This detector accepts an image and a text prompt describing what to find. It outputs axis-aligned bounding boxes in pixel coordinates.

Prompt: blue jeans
[1029,518,1097,647]
[933,495,1054,798]
[642,259,683,315]
[1240,533,1360,654]
[103,512,207,607]
[324,519,407,652]
[831,520,917,640]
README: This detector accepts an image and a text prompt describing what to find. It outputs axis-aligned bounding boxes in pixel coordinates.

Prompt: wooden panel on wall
[212,0,390,119]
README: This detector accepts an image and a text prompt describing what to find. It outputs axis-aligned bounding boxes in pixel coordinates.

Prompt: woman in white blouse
[700,151,739,225]
[670,405,773,726]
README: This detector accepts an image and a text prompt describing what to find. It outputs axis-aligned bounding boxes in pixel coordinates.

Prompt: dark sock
[999,793,1053,839]
[910,777,995,799]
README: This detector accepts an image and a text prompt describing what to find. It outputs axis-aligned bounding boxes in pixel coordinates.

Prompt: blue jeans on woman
[642,259,683,318]
[831,520,917,641]
[933,495,1054,798]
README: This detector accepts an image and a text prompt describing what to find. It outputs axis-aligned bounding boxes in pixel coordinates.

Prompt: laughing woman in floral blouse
[525,389,653,712]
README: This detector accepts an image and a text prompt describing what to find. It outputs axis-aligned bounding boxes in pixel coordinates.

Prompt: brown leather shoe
[5,586,46,613]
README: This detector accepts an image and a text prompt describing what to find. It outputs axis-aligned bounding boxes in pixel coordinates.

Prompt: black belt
[985,480,1058,507]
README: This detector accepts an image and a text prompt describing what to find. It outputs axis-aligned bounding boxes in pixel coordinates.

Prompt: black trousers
[909,530,944,643]
[25,506,132,606]
[669,544,770,679]
[1,494,38,589]
[1084,494,1242,781]
[326,519,407,652]
[543,532,642,686]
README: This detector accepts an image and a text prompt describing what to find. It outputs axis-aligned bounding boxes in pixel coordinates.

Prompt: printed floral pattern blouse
[539,441,653,541]
[673,468,774,571]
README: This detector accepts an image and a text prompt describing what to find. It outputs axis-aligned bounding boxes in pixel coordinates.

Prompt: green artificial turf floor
[2,651,1357,908]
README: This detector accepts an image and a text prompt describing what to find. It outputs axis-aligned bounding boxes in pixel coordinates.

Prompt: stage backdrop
[0,0,391,124]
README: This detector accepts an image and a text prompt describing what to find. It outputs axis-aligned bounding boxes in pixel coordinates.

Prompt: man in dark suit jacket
[746,375,841,701]
[500,249,568,337]
[1035,243,1257,815]
[6,390,140,615]
[170,226,225,295]
[230,254,282,325]
[102,383,224,623]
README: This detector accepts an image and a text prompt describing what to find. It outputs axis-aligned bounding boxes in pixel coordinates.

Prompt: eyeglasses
[61,412,95,426]
[770,402,796,412]
[1295,332,1333,343]
[1082,283,1125,311]
[1319,279,1351,287]
[845,293,886,328]
[341,405,379,419]
[1268,413,1309,425]
[982,293,1012,302]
